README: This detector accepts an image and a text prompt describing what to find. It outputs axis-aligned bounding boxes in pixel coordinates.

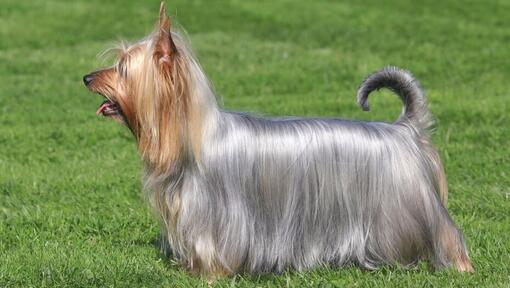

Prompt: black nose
[83,74,94,86]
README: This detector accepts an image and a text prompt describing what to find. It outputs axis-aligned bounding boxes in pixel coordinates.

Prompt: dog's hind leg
[420,140,449,206]
[434,212,474,273]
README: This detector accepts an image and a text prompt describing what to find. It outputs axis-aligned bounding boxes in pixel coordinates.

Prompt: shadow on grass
[142,234,455,287]
[149,234,190,272]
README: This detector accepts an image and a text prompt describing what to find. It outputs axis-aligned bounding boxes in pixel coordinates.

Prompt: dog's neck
[141,33,220,176]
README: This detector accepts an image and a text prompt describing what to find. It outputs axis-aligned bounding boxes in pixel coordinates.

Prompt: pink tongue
[96,102,109,115]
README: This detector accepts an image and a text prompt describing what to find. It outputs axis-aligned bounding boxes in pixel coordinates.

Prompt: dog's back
[190,108,467,273]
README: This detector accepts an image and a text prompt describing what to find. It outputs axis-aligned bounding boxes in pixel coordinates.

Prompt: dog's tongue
[96,101,111,115]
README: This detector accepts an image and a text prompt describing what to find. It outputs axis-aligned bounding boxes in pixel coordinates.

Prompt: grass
[0,0,509,287]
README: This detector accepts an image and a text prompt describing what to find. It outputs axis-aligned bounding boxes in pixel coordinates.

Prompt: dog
[83,2,473,277]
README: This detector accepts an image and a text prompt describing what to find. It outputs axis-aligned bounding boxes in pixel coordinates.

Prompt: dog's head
[83,2,191,169]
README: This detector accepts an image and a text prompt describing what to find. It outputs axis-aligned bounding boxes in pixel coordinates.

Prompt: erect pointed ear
[154,2,177,64]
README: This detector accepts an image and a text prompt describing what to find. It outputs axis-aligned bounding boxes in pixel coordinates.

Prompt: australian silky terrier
[83,2,473,277]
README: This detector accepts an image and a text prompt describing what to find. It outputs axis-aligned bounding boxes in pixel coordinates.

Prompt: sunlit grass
[0,0,509,286]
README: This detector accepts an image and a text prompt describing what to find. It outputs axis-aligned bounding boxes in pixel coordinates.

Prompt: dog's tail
[357,67,449,205]
[357,66,432,134]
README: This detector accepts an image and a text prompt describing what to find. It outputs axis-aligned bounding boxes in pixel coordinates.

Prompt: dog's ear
[154,2,177,65]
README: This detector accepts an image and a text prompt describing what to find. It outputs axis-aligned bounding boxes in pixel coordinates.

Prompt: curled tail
[357,66,432,134]
[358,67,449,205]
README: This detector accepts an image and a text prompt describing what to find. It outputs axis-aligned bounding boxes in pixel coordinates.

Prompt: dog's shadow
[147,234,193,273]
[143,235,438,285]
[149,234,174,261]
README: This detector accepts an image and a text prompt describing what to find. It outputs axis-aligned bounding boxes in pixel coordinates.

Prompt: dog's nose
[83,74,94,86]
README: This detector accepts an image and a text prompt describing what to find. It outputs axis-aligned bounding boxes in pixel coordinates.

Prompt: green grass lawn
[1,0,509,287]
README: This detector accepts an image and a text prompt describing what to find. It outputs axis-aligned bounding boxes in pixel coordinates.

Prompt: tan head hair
[133,2,191,172]
[86,2,199,172]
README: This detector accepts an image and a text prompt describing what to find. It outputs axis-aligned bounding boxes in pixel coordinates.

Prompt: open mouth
[96,99,121,116]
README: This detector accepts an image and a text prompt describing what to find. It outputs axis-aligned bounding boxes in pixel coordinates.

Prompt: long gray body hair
[144,34,471,274]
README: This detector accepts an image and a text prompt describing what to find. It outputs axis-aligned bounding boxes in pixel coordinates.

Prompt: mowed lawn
[1,0,509,287]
